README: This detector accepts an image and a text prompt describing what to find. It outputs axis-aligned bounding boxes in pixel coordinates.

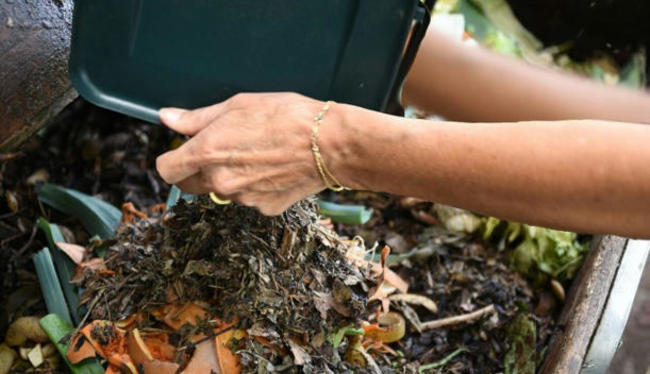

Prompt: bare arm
[330,104,650,238]
[402,29,650,123]
[156,94,650,239]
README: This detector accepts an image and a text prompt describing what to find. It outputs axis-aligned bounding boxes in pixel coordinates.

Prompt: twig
[359,349,383,374]
[177,325,236,352]
[421,304,496,330]
[68,289,105,343]
[11,224,38,261]
[0,152,21,162]
[0,209,24,220]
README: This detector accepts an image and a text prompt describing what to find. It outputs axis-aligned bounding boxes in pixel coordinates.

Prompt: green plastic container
[70,0,429,123]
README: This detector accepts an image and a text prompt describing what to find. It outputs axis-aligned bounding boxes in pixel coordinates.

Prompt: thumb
[159,107,212,136]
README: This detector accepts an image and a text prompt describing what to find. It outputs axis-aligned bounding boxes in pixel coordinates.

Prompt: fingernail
[160,108,185,124]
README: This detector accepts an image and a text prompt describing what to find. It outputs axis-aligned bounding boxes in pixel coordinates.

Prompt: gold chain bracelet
[311,101,348,192]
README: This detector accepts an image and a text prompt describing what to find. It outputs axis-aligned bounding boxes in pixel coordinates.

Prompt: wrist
[316,102,371,191]
[323,104,433,196]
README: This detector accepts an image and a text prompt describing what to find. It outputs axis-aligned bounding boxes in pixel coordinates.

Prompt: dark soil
[0,99,176,339]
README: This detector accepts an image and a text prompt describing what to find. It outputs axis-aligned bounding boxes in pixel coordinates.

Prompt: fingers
[174,169,241,197]
[156,137,204,184]
[159,103,227,136]
[159,92,272,136]
[175,173,210,195]
[173,172,317,216]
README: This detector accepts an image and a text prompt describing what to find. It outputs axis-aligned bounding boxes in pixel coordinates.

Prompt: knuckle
[228,93,249,107]
[258,206,273,216]
[210,171,235,194]
[193,137,214,161]
[285,92,302,100]
[238,195,257,207]
[218,181,236,195]
[155,156,171,182]
[192,107,212,124]
[177,108,201,127]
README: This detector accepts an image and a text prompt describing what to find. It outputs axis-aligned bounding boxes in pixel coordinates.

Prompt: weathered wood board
[539,235,627,374]
[0,0,77,152]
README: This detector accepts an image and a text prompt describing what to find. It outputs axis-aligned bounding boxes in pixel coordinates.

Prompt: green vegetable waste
[484,217,589,283]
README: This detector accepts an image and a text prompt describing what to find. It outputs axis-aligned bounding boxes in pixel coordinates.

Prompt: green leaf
[328,325,364,348]
[37,218,81,324]
[419,348,468,372]
[39,314,104,374]
[33,248,72,325]
[317,201,373,225]
[483,217,588,282]
[38,184,121,238]
[366,247,422,266]
[482,217,502,240]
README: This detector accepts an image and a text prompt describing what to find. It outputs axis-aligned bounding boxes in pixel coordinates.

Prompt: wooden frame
[540,236,627,374]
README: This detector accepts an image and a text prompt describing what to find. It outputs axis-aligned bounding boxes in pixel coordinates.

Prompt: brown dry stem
[421,304,496,330]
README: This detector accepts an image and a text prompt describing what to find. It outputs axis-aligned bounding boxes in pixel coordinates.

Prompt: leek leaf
[38,184,121,239]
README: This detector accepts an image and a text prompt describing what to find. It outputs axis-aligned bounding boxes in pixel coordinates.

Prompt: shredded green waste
[432,204,588,283]
[483,217,589,283]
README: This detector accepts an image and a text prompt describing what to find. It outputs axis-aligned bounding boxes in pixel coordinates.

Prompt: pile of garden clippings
[76,195,554,373]
[78,197,377,373]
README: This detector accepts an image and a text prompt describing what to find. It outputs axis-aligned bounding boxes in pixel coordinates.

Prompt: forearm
[329,104,650,238]
[402,29,650,123]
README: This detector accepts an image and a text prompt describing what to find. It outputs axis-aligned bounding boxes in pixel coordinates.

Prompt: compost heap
[70,196,413,373]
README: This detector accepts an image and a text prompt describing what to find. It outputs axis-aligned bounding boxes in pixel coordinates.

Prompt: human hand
[156,93,348,215]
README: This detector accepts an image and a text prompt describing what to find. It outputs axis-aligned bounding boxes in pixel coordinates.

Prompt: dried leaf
[313,292,351,317]
[55,242,86,265]
[215,330,243,374]
[287,339,311,366]
[157,303,208,331]
[389,294,438,314]
[182,340,219,374]
[141,360,180,374]
[71,258,107,285]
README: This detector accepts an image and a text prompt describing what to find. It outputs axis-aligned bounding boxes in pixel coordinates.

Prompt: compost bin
[0,1,647,374]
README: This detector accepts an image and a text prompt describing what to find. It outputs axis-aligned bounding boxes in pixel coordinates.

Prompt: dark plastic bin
[69,0,427,123]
